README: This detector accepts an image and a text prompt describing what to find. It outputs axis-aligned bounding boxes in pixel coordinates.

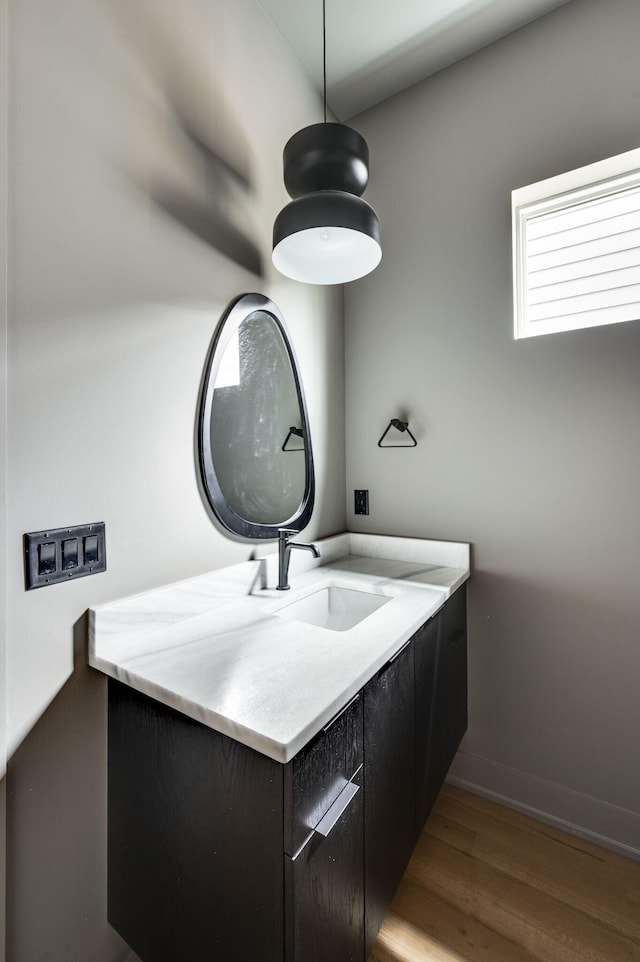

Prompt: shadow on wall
[117,0,264,277]
[151,103,264,278]
[6,617,139,962]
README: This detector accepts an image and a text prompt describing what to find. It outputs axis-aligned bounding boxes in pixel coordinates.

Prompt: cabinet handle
[387,637,412,665]
[314,780,360,839]
[322,693,360,734]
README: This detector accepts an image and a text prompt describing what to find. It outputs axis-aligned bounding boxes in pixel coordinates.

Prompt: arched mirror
[198,293,314,540]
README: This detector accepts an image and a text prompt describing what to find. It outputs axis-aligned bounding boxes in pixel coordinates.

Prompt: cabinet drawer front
[284,778,364,962]
[284,695,363,856]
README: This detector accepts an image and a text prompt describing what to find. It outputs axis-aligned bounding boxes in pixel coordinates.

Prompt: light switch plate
[24,522,106,589]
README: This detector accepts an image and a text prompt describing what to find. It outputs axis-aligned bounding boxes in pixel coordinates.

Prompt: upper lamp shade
[272,123,382,285]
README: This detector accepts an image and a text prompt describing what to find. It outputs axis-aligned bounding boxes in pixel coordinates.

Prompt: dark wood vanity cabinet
[108,684,365,962]
[107,584,467,962]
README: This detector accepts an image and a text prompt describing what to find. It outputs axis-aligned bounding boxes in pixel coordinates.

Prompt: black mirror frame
[197,293,315,541]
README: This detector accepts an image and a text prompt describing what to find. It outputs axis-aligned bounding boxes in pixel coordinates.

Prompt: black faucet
[277,528,321,591]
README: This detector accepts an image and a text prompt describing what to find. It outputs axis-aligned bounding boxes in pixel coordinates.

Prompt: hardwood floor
[369,785,640,962]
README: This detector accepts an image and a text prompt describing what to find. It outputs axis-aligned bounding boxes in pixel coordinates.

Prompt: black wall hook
[282,426,305,451]
[378,418,417,448]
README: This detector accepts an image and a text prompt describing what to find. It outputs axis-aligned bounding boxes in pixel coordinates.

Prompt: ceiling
[256,0,573,119]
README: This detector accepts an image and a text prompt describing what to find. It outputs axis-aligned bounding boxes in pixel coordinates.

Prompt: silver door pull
[314,781,360,839]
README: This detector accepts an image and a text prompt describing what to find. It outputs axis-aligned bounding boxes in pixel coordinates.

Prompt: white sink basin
[274,584,390,632]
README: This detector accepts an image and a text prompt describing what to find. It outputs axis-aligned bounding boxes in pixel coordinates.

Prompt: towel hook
[282,426,305,451]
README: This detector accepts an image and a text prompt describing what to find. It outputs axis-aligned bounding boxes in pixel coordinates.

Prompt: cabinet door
[285,774,364,962]
[414,586,468,835]
[363,640,415,958]
[108,680,284,962]
[414,615,439,835]
[430,584,468,793]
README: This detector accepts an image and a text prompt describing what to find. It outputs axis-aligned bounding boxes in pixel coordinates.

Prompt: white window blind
[512,147,640,338]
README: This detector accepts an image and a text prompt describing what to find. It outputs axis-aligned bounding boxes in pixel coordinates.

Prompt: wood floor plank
[440,784,640,886]
[406,832,640,962]
[369,787,640,962]
[373,877,542,962]
[370,912,469,962]
[427,800,640,940]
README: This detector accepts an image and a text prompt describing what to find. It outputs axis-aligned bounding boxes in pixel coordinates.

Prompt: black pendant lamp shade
[272,122,382,285]
[282,123,369,196]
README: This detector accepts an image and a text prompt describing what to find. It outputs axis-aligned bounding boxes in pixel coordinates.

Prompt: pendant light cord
[322,0,327,123]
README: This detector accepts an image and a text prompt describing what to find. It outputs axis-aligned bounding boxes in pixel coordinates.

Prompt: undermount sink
[274,584,390,632]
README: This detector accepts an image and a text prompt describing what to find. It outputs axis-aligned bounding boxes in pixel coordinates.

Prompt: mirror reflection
[198,294,314,540]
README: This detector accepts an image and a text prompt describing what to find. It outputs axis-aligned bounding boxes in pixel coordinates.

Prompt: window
[512,147,640,339]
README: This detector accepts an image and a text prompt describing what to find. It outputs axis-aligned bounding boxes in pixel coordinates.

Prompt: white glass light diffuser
[273,224,382,285]
[273,179,381,285]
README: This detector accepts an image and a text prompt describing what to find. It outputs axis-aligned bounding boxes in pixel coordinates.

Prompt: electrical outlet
[354,489,369,515]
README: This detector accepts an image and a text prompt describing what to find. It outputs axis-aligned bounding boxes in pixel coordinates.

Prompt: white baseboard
[447,750,640,862]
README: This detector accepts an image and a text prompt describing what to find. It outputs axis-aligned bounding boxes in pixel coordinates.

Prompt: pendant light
[272,0,382,285]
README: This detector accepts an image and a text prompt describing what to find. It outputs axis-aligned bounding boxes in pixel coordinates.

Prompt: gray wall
[5,0,345,958]
[346,0,640,855]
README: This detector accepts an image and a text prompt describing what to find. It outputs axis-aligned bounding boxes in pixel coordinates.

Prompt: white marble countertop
[89,533,470,763]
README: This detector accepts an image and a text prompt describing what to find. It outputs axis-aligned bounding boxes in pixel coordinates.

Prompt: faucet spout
[277,528,321,591]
